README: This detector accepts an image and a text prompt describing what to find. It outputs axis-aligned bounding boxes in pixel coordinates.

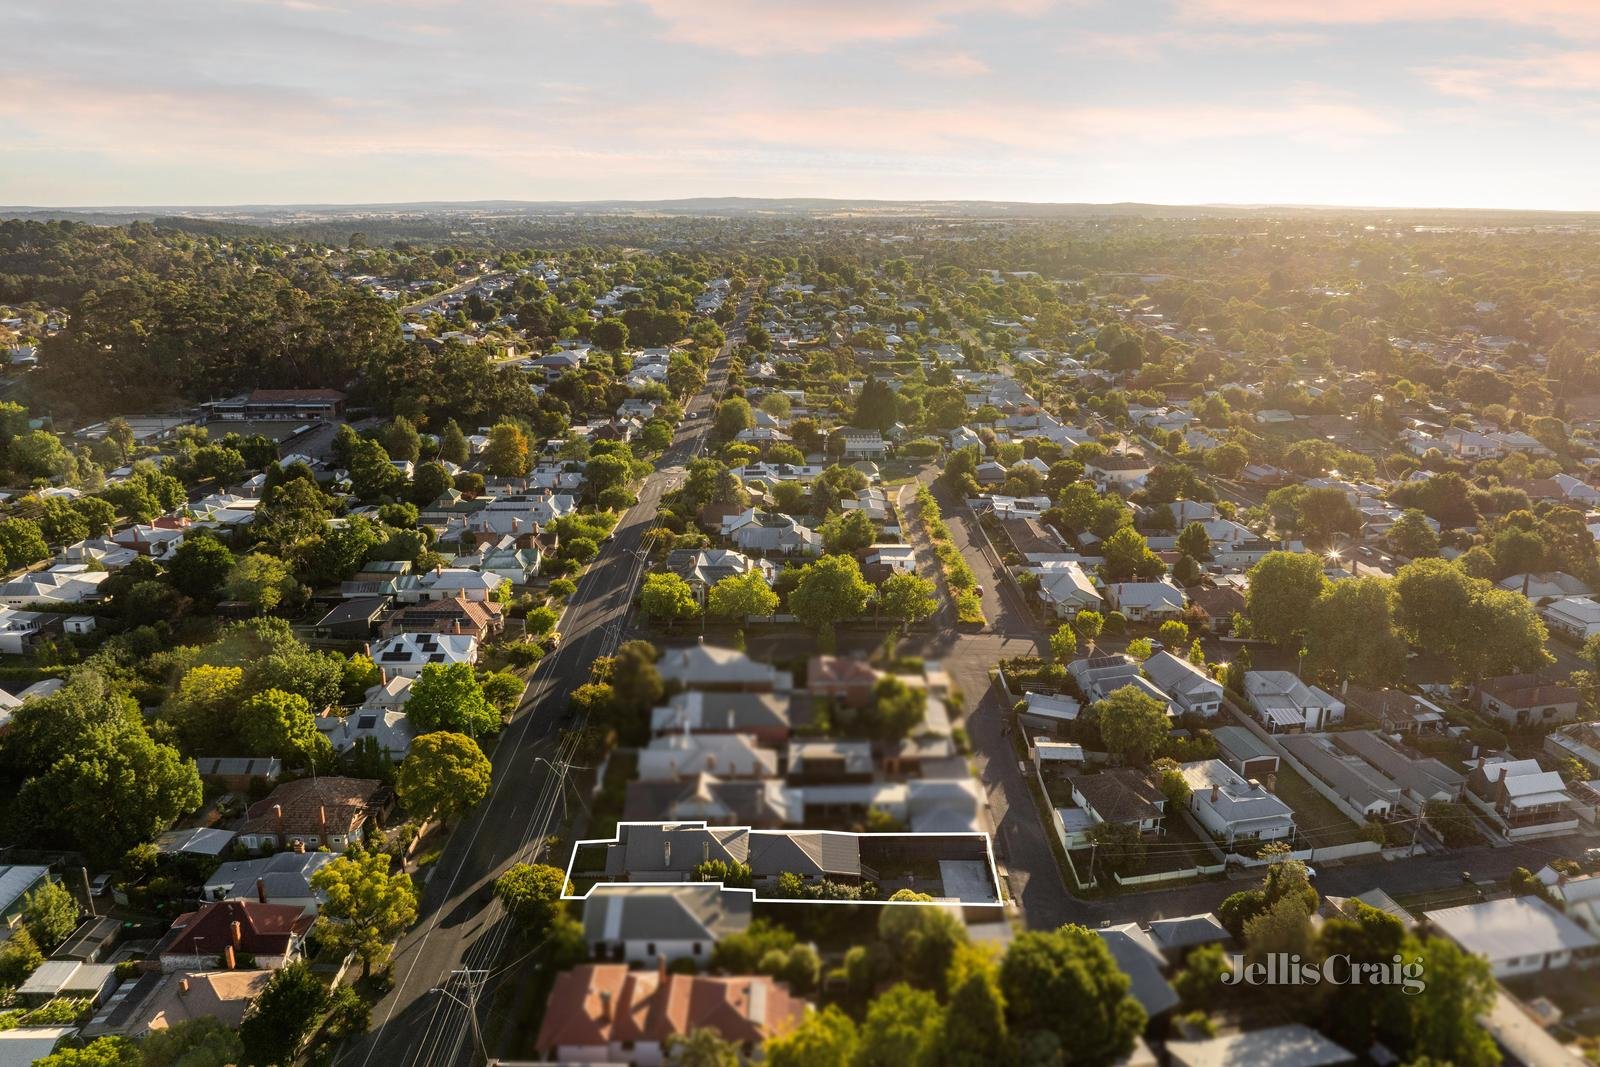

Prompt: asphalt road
[341,301,744,1067]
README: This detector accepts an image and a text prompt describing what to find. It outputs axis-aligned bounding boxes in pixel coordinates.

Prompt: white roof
[1167,1024,1352,1067]
[0,1028,76,1067]
[1425,896,1598,962]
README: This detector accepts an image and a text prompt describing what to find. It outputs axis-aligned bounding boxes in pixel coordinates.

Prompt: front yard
[1272,764,1369,849]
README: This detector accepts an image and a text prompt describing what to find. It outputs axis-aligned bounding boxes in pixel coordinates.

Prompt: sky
[4,0,1599,210]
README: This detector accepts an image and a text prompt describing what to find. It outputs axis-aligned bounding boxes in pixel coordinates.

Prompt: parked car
[89,872,114,896]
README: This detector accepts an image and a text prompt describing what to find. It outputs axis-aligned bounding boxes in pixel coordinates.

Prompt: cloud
[1069,29,1325,61]
[896,50,990,77]
[1421,50,1600,98]
[1176,0,1600,37]
[620,0,1055,55]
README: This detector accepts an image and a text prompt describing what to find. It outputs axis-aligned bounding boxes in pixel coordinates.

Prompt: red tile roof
[157,899,312,959]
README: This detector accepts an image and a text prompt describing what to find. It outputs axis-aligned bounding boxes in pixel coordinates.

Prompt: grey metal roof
[581,884,751,944]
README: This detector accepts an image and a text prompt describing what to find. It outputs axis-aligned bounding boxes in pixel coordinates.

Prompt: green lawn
[1271,764,1367,848]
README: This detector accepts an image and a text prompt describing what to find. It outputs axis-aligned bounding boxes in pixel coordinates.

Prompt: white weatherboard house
[1179,760,1295,846]
[1244,671,1344,732]
[1141,652,1223,718]
[1425,896,1600,977]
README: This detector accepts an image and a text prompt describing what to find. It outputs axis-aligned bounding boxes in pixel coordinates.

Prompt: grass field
[1271,764,1368,848]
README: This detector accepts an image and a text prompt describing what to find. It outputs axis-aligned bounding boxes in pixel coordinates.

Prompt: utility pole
[434,967,490,1064]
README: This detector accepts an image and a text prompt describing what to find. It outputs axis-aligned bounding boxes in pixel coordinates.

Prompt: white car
[89,873,114,896]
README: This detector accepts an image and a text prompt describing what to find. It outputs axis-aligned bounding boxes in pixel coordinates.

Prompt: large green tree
[1095,685,1171,767]
[997,927,1145,1066]
[1246,551,1329,648]
[309,847,418,977]
[1304,576,1408,686]
[395,731,492,822]
[789,554,872,639]
[240,961,328,1065]
[404,662,499,736]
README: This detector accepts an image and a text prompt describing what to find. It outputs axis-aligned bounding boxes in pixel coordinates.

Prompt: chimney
[178,978,190,996]
[658,955,668,982]
[224,944,236,970]
[292,839,306,853]
[257,878,268,904]
[1267,772,1278,793]
[231,920,242,947]
[664,839,672,867]
[273,804,285,845]
[319,805,329,846]
[1248,779,1262,793]
[1210,784,1220,803]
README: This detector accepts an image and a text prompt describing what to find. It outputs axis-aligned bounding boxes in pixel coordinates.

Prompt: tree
[609,640,664,712]
[1095,685,1171,767]
[395,732,492,822]
[37,497,89,546]
[1246,551,1329,648]
[410,460,452,505]
[865,675,927,741]
[240,961,328,1065]
[1075,609,1104,641]
[1394,558,1550,679]
[715,396,755,440]
[1402,935,1499,1067]
[1049,623,1078,664]
[1387,508,1440,559]
[140,1016,245,1067]
[1126,637,1154,661]
[1305,576,1408,686]
[310,847,418,978]
[21,880,79,951]
[1172,943,1231,1010]
[666,1030,742,1067]
[1100,526,1164,582]
[348,437,405,501]
[879,572,937,629]
[381,416,422,463]
[763,1004,858,1067]
[33,1038,140,1067]
[405,663,498,736]
[239,689,332,769]
[225,552,297,612]
[1244,891,1315,961]
[877,900,968,994]
[854,984,941,1067]
[937,952,1009,1067]
[820,508,877,553]
[495,863,567,934]
[640,572,700,625]
[0,925,42,986]
[1177,521,1211,561]
[592,316,629,352]
[708,570,778,621]
[789,554,871,641]
[485,421,531,477]
[998,927,1145,1066]
[167,533,236,600]
[438,418,470,465]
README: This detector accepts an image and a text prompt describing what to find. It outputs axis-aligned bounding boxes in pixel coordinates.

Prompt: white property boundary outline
[562,820,1006,907]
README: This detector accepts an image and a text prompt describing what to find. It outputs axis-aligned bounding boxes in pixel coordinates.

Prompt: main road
[340,298,745,1067]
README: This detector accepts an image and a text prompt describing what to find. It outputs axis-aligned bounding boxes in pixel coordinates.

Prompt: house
[1068,652,1143,703]
[1071,769,1166,834]
[666,549,776,606]
[317,705,414,762]
[656,646,792,693]
[1095,924,1179,1019]
[1281,734,1399,819]
[862,543,916,576]
[309,596,391,642]
[109,969,272,1037]
[1166,1024,1355,1067]
[236,776,386,852]
[1468,757,1576,835]
[207,388,345,421]
[1341,685,1446,734]
[192,757,282,793]
[1543,596,1600,640]
[534,962,805,1066]
[0,865,52,924]
[369,632,478,678]
[840,488,891,522]
[1211,726,1280,781]
[1146,913,1230,960]
[0,568,109,606]
[1027,560,1102,617]
[1086,453,1153,490]
[807,655,880,708]
[154,827,237,859]
[202,852,335,915]
[155,899,313,972]
[382,596,502,642]
[722,509,822,556]
[1104,579,1186,622]
[1425,896,1600,977]
[785,739,874,783]
[1180,760,1296,846]
[1499,571,1593,603]
[1547,721,1600,776]
[1185,585,1246,632]
[1141,651,1223,717]
[1332,730,1463,810]
[650,691,792,744]
[581,883,752,965]
[15,960,117,1006]
[838,429,888,459]
[636,733,778,781]
[1244,671,1345,732]
[1018,691,1083,737]
[1474,674,1581,727]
